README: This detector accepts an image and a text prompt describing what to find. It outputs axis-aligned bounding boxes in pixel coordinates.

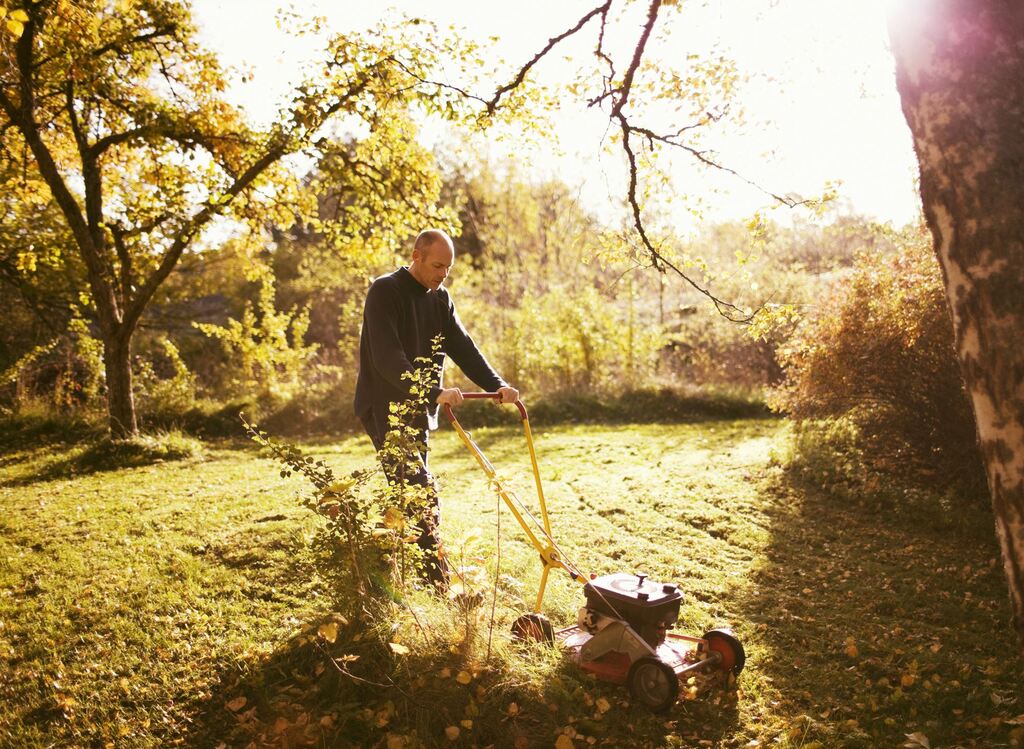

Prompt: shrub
[770,226,985,495]
[134,337,199,426]
[194,274,318,405]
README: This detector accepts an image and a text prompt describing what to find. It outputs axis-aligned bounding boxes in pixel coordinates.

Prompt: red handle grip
[443,392,527,421]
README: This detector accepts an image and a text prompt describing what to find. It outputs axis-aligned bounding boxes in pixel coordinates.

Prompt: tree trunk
[103,331,138,439]
[889,1,1024,650]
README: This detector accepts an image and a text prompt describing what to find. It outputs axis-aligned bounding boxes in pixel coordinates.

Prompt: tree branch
[122,139,290,333]
[1,7,121,331]
[485,1,612,114]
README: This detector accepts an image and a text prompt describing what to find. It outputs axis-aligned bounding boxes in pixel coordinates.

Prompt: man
[354,228,519,585]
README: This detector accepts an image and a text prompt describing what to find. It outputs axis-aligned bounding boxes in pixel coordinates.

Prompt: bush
[770,226,985,495]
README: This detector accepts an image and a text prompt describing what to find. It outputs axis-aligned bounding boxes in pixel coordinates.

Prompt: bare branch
[610,0,661,118]
[485,1,612,114]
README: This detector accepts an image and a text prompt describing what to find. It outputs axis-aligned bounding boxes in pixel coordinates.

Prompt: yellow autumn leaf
[386,735,405,749]
[555,735,575,749]
[326,478,355,495]
[6,18,23,36]
[507,701,520,716]
[460,719,473,729]
[595,697,610,714]
[9,8,26,21]
[318,622,338,643]
[389,642,410,655]
[456,670,472,685]
[901,673,916,688]
[383,507,405,529]
[844,637,859,658]
[445,725,460,740]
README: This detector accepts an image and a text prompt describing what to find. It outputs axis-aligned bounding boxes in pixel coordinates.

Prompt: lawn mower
[442,393,746,713]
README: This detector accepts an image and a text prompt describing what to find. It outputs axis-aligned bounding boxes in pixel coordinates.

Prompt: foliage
[770,224,984,494]
[133,336,198,425]
[441,161,666,395]
[243,335,446,610]
[195,273,318,406]
[0,0,486,435]
[1,310,104,413]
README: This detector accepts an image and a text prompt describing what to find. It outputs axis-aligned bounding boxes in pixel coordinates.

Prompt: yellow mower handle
[443,393,588,613]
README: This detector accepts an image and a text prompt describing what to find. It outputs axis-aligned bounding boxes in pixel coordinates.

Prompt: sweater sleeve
[363,280,416,394]
[442,294,507,392]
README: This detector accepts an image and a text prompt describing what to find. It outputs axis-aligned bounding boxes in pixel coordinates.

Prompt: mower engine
[573,572,683,675]
[580,572,681,647]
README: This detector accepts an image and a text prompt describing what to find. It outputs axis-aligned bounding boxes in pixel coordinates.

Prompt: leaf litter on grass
[1,421,1022,748]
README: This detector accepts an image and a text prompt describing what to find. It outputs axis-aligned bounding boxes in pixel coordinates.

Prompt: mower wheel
[627,657,678,713]
[510,613,554,644]
[702,628,746,675]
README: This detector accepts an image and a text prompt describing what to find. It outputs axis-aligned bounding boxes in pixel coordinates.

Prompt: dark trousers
[360,412,446,583]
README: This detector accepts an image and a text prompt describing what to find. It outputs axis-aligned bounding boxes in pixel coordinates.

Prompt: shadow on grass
[0,430,204,488]
[727,474,1023,748]
[183,592,742,748]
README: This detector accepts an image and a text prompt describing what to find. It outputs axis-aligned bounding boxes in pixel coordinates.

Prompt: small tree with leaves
[0,1,477,437]
[244,337,445,611]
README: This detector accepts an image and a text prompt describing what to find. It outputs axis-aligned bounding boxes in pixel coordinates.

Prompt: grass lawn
[1,416,1021,748]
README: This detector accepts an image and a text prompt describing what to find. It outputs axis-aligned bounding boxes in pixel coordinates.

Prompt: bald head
[409,229,455,290]
[414,229,454,255]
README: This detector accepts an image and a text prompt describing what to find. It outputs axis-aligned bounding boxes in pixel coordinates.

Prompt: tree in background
[888,1,1024,648]
[0,0,472,437]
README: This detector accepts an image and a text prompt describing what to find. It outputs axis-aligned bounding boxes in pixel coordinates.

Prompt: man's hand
[497,385,519,404]
[436,388,464,407]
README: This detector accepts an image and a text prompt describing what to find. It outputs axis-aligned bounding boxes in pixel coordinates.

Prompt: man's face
[411,241,454,291]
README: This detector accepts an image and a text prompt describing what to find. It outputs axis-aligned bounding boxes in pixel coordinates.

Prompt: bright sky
[192,0,922,231]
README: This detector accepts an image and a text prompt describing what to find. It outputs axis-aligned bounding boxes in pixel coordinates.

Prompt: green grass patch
[1,417,1020,748]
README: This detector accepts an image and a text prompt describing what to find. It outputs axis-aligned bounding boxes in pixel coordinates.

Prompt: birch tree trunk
[888,1,1024,649]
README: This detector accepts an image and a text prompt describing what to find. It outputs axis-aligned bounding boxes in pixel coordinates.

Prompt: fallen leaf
[386,735,405,749]
[555,735,575,749]
[456,670,472,685]
[901,673,916,688]
[595,697,611,714]
[507,702,520,716]
[445,725,460,741]
[460,719,473,729]
[903,732,931,749]
[389,642,410,656]
[226,696,247,712]
[318,622,339,643]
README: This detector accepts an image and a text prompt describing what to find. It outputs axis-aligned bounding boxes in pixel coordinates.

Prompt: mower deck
[556,626,715,685]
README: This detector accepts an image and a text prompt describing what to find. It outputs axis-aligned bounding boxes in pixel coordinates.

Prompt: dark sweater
[353,267,507,441]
